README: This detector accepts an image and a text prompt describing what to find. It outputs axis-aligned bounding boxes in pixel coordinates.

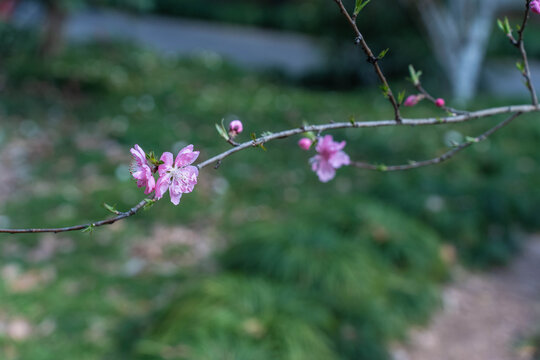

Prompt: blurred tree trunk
[401,0,523,103]
[39,0,66,57]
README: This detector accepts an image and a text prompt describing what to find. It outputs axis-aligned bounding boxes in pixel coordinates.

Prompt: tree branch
[1,1,538,235]
[515,0,539,106]
[332,0,402,122]
[414,82,468,115]
[351,112,521,171]
[0,105,537,234]
[0,198,150,234]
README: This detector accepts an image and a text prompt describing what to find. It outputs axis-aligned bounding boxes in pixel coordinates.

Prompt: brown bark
[39,0,66,57]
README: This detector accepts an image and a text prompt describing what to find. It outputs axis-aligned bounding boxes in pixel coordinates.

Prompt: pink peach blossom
[130,144,155,194]
[155,145,200,205]
[298,138,312,150]
[531,0,540,14]
[310,135,350,183]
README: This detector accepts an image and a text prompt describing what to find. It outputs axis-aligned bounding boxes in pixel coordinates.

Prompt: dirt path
[394,237,540,360]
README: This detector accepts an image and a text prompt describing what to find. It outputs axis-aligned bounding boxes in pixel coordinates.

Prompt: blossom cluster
[130,144,199,205]
[130,117,353,207]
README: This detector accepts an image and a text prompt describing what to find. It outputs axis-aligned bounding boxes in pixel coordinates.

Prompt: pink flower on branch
[130,144,155,194]
[310,135,350,183]
[155,145,200,205]
[531,0,540,14]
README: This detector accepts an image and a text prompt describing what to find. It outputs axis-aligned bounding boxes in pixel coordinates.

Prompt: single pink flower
[298,138,312,150]
[130,144,155,194]
[403,95,419,107]
[310,135,350,183]
[531,0,540,14]
[229,120,243,135]
[155,145,200,205]
[435,98,445,107]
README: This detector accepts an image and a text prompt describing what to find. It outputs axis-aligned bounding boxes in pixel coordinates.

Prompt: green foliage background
[1,20,540,359]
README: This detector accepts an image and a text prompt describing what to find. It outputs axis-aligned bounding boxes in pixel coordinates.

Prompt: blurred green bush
[2,32,540,358]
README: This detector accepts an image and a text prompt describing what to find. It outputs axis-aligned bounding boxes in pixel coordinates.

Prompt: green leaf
[349,115,355,125]
[497,18,504,32]
[378,48,389,59]
[497,17,512,35]
[103,203,118,214]
[261,131,273,137]
[398,90,406,105]
[215,122,229,140]
[408,65,422,85]
[354,0,371,15]
[516,61,525,73]
[82,224,95,234]
[504,17,512,34]
[376,164,388,172]
[379,84,389,98]
[143,198,156,210]
[465,136,478,143]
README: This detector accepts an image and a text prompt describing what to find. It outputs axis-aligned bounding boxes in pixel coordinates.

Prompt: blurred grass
[1,30,540,359]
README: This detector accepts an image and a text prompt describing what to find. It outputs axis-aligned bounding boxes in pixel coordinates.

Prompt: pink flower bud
[403,95,419,107]
[229,120,243,135]
[298,138,312,150]
[531,0,540,14]
[435,98,445,108]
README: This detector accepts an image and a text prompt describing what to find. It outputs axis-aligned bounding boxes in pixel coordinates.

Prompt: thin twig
[0,198,150,234]
[196,104,536,169]
[226,138,240,147]
[414,83,468,115]
[515,0,538,106]
[332,0,402,122]
[351,112,522,171]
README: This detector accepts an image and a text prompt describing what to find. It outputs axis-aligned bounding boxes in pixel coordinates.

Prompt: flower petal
[158,152,174,176]
[144,174,156,194]
[154,175,171,200]
[175,145,199,167]
[315,135,333,153]
[169,187,183,205]
[329,151,350,168]
[316,160,336,183]
[130,144,146,164]
[178,165,199,193]
[132,169,144,181]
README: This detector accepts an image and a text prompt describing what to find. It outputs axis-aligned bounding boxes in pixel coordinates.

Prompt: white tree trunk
[404,0,524,103]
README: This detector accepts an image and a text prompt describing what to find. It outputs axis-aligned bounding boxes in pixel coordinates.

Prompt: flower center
[129,161,141,174]
[169,166,188,182]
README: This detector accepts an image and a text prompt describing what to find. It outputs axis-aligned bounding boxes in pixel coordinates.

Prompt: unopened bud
[435,98,445,108]
[404,95,419,107]
[298,138,312,150]
[228,120,243,136]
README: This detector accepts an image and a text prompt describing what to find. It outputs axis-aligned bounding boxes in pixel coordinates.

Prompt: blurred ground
[393,237,540,360]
